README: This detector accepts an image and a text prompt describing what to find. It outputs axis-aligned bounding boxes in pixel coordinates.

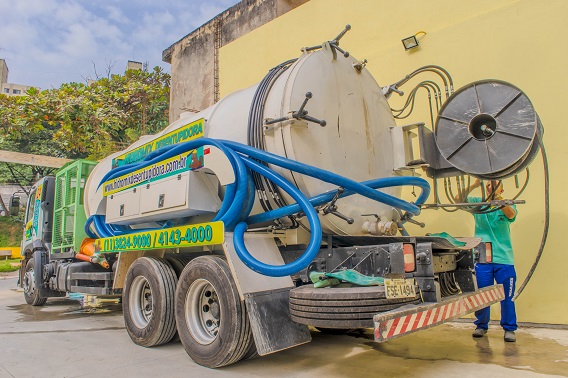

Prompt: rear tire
[165,255,191,277]
[123,257,178,347]
[164,255,191,343]
[289,284,421,329]
[23,259,47,306]
[175,256,254,367]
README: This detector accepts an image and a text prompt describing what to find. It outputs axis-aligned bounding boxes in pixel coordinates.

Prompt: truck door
[21,177,55,257]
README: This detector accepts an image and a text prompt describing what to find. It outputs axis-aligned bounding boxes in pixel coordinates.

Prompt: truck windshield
[25,188,37,223]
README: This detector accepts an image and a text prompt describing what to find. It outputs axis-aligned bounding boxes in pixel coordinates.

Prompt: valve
[353,59,368,73]
[361,214,397,236]
[265,92,327,127]
[398,211,426,228]
[322,187,354,224]
[381,84,405,99]
[404,216,425,228]
[302,25,352,58]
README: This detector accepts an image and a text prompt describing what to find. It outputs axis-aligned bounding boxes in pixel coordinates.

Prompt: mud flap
[245,288,311,356]
[33,250,65,298]
[223,232,312,355]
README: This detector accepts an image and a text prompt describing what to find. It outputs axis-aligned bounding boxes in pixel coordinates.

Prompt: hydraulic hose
[513,134,549,301]
[94,138,430,277]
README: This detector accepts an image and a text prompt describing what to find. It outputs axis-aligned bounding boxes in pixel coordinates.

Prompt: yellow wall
[0,247,21,258]
[219,0,567,325]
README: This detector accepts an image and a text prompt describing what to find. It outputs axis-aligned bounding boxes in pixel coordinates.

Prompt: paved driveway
[0,273,567,377]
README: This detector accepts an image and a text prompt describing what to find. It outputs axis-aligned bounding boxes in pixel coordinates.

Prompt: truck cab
[21,177,55,258]
[19,161,111,305]
[20,177,57,305]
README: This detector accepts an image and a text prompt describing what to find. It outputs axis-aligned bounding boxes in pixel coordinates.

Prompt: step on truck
[18,27,541,368]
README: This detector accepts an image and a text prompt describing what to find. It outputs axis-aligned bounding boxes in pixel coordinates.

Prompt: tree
[0,66,170,189]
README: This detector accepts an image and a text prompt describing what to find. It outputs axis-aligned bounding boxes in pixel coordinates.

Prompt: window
[2,88,8,93]
[25,188,37,224]
[12,89,21,94]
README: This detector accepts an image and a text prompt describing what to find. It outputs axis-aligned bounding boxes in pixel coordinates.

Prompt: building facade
[0,59,36,96]
[164,0,567,325]
[162,0,308,122]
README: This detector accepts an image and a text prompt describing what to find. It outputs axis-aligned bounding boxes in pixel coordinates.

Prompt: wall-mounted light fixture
[402,31,427,51]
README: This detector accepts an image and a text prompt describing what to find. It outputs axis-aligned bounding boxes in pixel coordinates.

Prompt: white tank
[85,44,400,236]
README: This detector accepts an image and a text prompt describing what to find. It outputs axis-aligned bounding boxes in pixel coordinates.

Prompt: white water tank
[85,44,401,236]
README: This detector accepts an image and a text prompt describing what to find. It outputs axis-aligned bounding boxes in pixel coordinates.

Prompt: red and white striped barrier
[374,284,504,342]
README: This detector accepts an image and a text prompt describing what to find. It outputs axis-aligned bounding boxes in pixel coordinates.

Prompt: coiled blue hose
[234,156,322,276]
[91,138,430,277]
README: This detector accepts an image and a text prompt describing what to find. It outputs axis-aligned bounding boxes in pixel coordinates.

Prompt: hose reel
[435,80,541,180]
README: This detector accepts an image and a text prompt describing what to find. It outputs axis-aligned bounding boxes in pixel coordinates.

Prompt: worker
[455,179,518,342]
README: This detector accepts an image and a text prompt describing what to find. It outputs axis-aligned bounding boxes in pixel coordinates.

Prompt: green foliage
[0,217,22,247]
[0,67,170,186]
[0,259,21,272]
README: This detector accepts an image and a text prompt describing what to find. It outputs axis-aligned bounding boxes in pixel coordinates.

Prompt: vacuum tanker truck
[17,27,542,368]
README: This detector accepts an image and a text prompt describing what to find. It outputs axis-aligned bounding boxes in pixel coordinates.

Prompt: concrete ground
[0,271,567,378]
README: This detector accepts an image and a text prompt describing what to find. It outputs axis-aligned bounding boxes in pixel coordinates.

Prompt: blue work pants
[474,263,517,331]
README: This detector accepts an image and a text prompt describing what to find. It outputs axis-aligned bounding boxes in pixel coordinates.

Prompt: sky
[0,0,240,90]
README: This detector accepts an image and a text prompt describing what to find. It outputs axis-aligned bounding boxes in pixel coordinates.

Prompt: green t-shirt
[468,197,517,265]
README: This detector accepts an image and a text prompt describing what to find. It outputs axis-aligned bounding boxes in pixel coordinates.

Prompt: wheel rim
[129,276,153,328]
[185,278,220,345]
[23,268,35,297]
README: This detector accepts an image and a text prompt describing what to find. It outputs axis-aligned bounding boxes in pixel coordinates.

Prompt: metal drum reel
[435,80,541,180]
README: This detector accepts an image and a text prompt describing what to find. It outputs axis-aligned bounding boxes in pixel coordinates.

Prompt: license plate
[385,278,416,299]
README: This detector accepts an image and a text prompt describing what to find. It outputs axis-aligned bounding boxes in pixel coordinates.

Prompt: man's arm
[493,194,517,219]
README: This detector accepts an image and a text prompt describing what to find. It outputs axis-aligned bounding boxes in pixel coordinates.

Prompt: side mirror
[9,195,20,216]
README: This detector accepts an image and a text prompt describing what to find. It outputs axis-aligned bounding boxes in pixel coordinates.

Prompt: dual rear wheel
[123,255,256,368]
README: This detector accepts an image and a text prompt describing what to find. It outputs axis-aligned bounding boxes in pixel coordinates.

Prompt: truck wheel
[164,255,191,277]
[123,257,178,347]
[164,255,191,343]
[175,256,253,368]
[23,259,47,306]
[241,336,259,361]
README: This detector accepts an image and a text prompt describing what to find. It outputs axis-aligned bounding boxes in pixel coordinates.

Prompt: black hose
[513,134,549,301]
[512,169,530,200]
[388,67,452,129]
[247,58,299,228]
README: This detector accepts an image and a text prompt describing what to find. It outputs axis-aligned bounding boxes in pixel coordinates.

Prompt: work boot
[504,330,516,342]
[472,328,487,338]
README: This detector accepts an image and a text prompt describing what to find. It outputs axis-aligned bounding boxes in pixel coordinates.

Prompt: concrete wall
[218,0,568,325]
[0,59,7,85]
[162,0,308,122]
[0,185,29,216]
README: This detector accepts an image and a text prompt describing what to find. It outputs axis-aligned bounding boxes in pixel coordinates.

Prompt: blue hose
[84,216,97,239]
[221,140,424,215]
[93,138,430,277]
[233,157,322,276]
[246,176,429,225]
